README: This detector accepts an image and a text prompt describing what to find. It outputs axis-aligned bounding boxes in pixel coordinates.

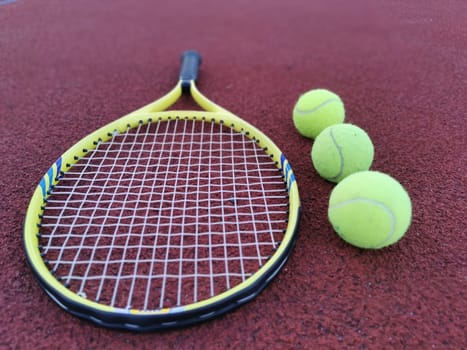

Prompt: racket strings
[39,117,289,310]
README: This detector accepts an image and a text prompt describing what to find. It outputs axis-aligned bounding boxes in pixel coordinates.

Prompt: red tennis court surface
[1,0,465,348]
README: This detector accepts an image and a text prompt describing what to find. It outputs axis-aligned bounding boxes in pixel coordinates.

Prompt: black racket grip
[180,51,202,92]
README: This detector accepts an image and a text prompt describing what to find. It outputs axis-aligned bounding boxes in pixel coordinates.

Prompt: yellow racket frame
[24,59,300,330]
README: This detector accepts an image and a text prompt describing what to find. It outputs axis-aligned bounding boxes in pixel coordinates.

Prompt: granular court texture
[1,0,465,348]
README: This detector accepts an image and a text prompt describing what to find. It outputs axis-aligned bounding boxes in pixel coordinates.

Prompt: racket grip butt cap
[180,50,202,92]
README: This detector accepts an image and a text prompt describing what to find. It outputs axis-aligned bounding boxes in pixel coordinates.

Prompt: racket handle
[180,50,202,92]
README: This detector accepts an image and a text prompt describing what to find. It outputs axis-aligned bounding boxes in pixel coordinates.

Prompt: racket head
[23,52,301,331]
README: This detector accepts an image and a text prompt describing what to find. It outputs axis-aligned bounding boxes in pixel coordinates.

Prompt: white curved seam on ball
[294,98,340,115]
[328,127,344,181]
[329,197,396,248]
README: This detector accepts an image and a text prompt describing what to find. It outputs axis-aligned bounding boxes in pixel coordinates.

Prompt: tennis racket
[24,51,301,331]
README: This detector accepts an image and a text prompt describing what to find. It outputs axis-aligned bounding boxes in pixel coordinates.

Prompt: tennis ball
[328,171,412,249]
[292,89,345,139]
[311,124,374,183]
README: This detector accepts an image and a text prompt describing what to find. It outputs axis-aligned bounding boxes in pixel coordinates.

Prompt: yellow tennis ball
[311,124,374,183]
[292,89,345,139]
[328,171,412,249]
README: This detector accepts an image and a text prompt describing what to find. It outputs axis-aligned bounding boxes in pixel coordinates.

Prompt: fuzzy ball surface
[311,124,374,183]
[292,89,345,139]
[328,171,412,249]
